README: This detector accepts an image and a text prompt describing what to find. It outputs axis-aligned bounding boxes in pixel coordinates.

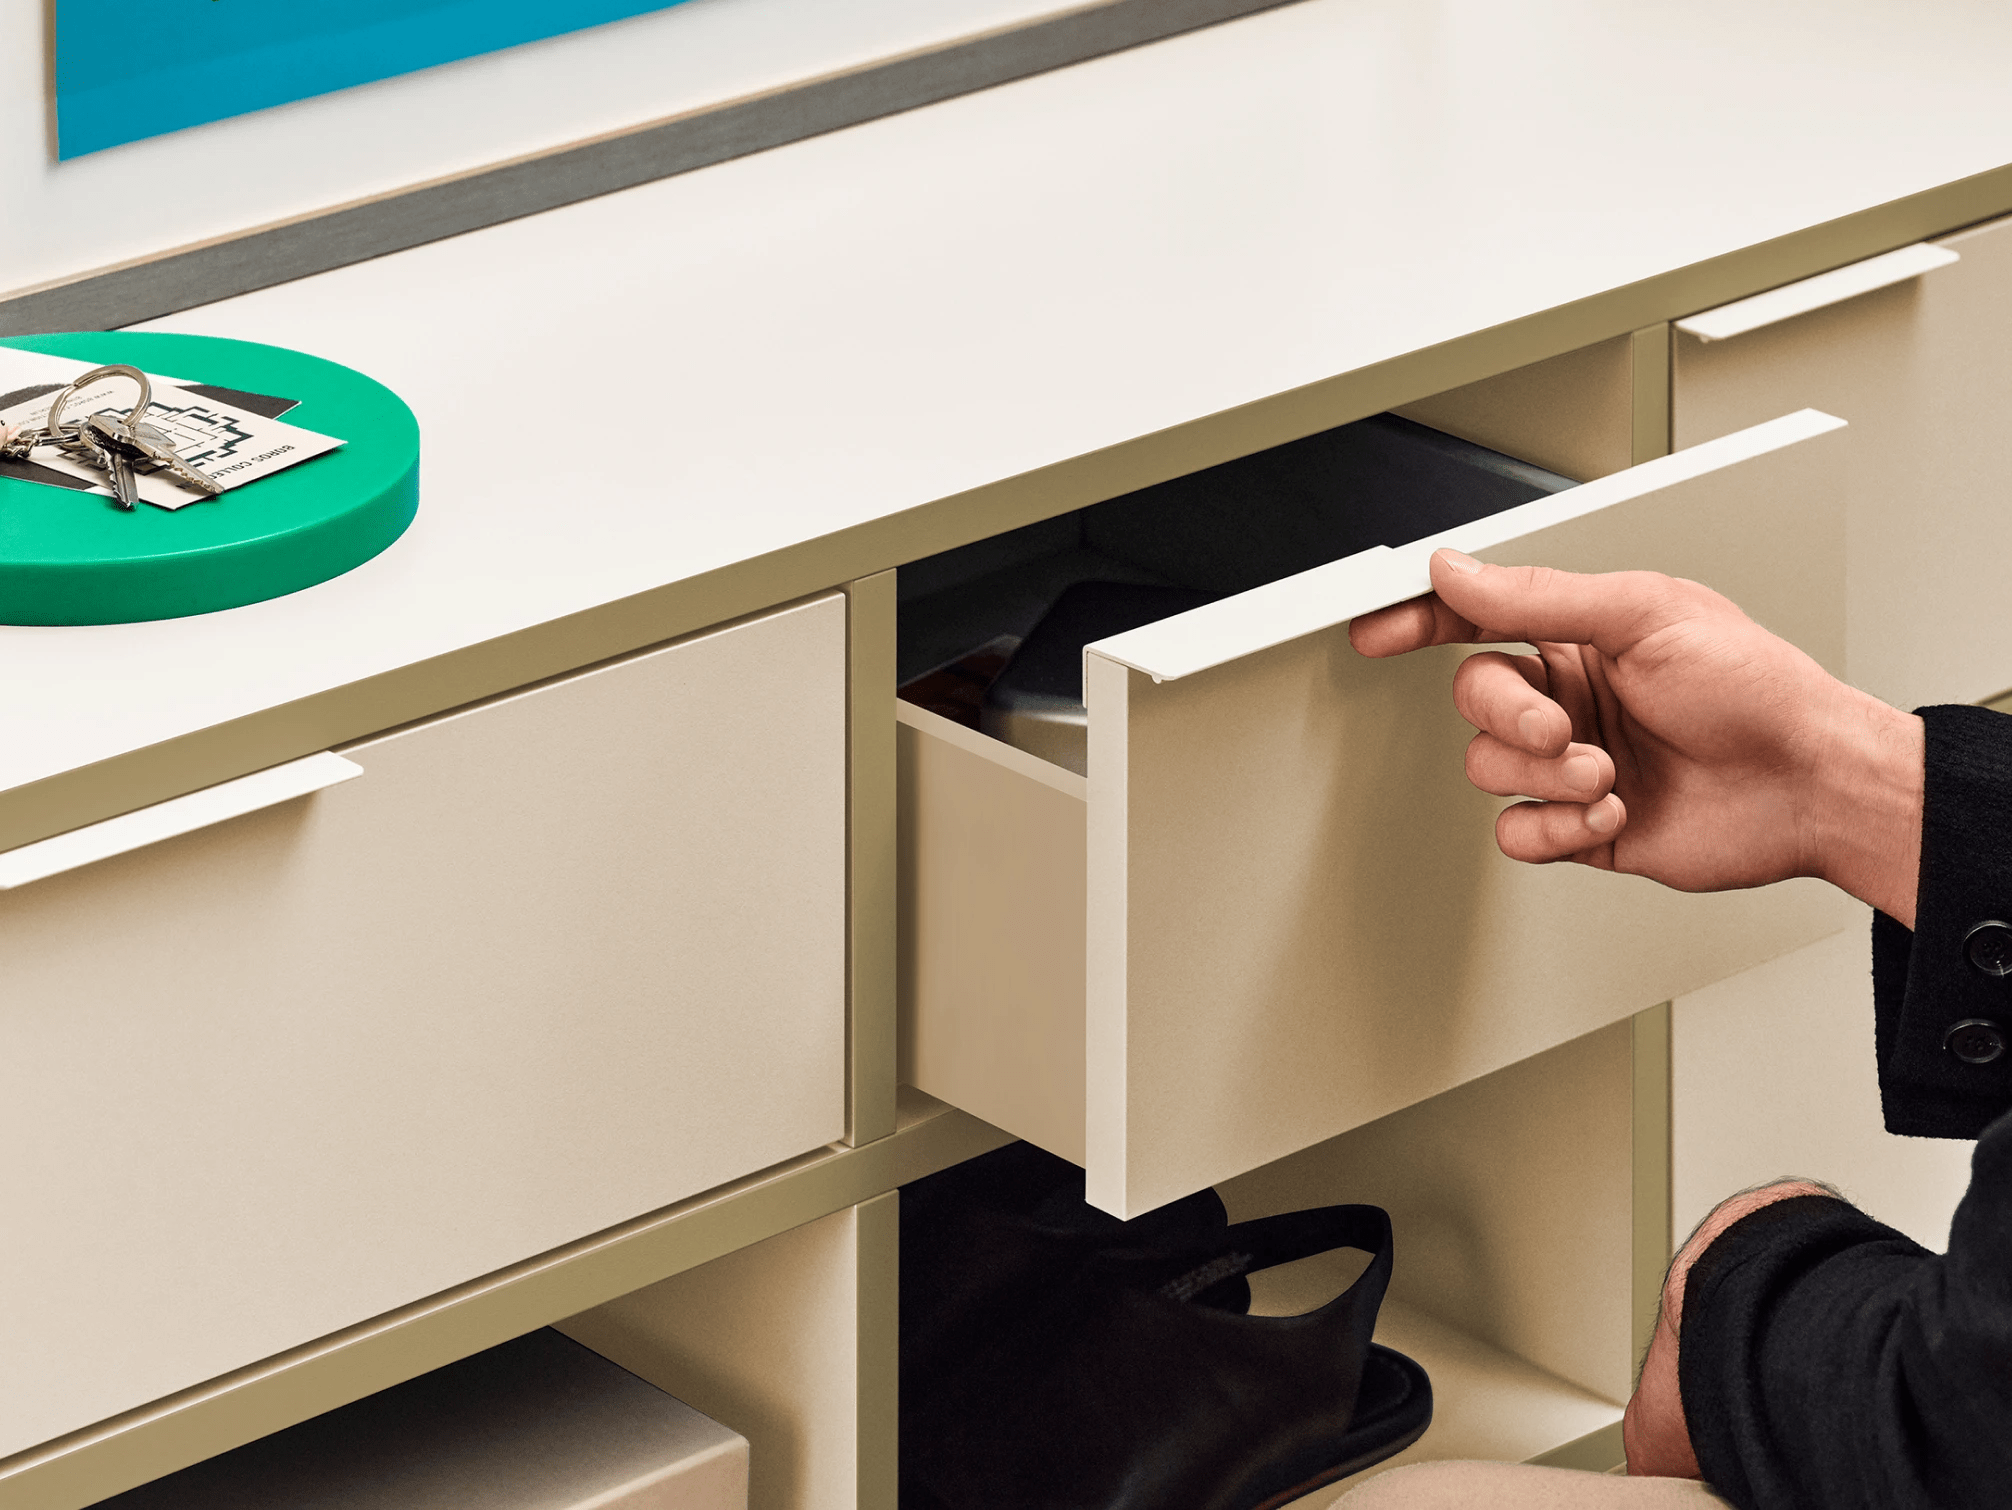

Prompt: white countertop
[9,0,2012,836]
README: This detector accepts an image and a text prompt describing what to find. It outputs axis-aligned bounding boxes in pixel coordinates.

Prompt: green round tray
[0,332,419,625]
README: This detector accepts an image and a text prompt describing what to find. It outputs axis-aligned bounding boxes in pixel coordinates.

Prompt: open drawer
[899,408,1863,1217]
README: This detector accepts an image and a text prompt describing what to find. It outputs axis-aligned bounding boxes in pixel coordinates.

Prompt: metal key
[82,415,144,507]
[86,412,224,500]
[21,364,142,504]
[11,365,226,507]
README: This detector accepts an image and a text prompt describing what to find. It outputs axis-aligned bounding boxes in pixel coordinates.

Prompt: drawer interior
[899,413,1574,750]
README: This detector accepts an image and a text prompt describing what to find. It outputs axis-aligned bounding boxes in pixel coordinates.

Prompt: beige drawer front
[1674,219,2012,709]
[0,594,846,1460]
[901,416,1862,1218]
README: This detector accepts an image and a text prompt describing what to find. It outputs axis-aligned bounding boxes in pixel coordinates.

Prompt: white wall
[1,0,1085,298]
[1673,923,1975,1253]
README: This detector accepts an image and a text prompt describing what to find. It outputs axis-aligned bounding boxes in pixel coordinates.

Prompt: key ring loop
[44,364,152,443]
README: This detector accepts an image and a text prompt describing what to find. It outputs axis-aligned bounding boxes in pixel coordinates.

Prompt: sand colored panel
[1220,1022,1634,1408]
[896,702,1087,1163]
[559,1203,878,1510]
[848,570,901,1147]
[1672,925,1974,1253]
[0,596,847,1461]
[1395,335,1633,482]
[1674,215,2012,709]
[1088,426,1860,1215]
[94,1330,748,1510]
[1630,1003,1673,1366]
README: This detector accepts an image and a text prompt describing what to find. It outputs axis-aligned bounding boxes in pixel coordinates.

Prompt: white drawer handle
[1087,408,1844,683]
[1677,242,1959,342]
[0,751,362,891]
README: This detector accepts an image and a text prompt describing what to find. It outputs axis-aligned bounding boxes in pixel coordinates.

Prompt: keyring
[44,364,152,444]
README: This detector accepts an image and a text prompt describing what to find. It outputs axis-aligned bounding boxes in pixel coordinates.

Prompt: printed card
[0,351,343,510]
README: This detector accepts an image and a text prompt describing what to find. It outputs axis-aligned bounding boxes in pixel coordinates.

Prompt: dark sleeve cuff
[1871,704,2012,1139]
[1678,1195,1931,1510]
[1679,1112,2012,1510]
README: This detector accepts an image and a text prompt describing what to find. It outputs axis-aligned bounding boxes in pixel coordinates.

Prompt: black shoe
[902,1153,1431,1510]
[901,1141,1248,1396]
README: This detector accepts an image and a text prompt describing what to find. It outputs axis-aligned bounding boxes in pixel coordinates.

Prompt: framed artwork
[54,0,692,159]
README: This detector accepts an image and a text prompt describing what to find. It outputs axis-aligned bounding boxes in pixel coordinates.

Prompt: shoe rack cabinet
[889,218,2012,1492]
[8,5,2012,1503]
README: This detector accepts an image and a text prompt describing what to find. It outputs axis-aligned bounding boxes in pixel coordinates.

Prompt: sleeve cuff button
[1944,1018,2007,1065]
[1962,919,2012,977]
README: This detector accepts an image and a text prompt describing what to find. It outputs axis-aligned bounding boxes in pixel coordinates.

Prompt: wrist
[1798,690,1923,928]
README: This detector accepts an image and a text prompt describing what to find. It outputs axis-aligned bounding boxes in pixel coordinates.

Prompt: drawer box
[900,413,1862,1217]
[95,1329,747,1509]
[0,594,846,1459]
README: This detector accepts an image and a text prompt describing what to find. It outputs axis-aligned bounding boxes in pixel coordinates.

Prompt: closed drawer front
[0,593,847,1459]
[901,412,1861,1217]
[1674,222,2012,709]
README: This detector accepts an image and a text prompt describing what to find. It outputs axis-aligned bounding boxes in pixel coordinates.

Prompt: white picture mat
[0,0,1106,298]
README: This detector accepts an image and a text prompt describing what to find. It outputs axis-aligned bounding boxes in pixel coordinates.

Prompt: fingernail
[1585,796,1619,834]
[1436,549,1483,575]
[1517,709,1550,749]
[1563,753,1600,792]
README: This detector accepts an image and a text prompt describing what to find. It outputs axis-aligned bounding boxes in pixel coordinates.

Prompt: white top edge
[895,696,1089,799]
[0,751,362,886]
[1676,242,1960,342]
[1087,409,1847,683]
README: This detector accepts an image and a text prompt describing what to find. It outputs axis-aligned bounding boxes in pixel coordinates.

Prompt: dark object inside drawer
[897,411,1574,702]
[979,582,1217,773]
[1080,413,1573,596]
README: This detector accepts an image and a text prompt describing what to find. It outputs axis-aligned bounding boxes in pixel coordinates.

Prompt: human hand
[1623,1180,1840,1477]
[1348,550,1923,925]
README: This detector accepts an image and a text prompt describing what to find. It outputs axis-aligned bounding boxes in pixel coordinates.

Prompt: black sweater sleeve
[1873,704,2012,1137]
[1678,704,2012,1509]
[1679,1126,2012,1510]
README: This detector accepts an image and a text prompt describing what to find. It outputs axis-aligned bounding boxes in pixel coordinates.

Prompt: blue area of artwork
[55,0,691,159]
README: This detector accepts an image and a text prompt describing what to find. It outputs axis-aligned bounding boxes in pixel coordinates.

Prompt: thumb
[1428,550,1686,655]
